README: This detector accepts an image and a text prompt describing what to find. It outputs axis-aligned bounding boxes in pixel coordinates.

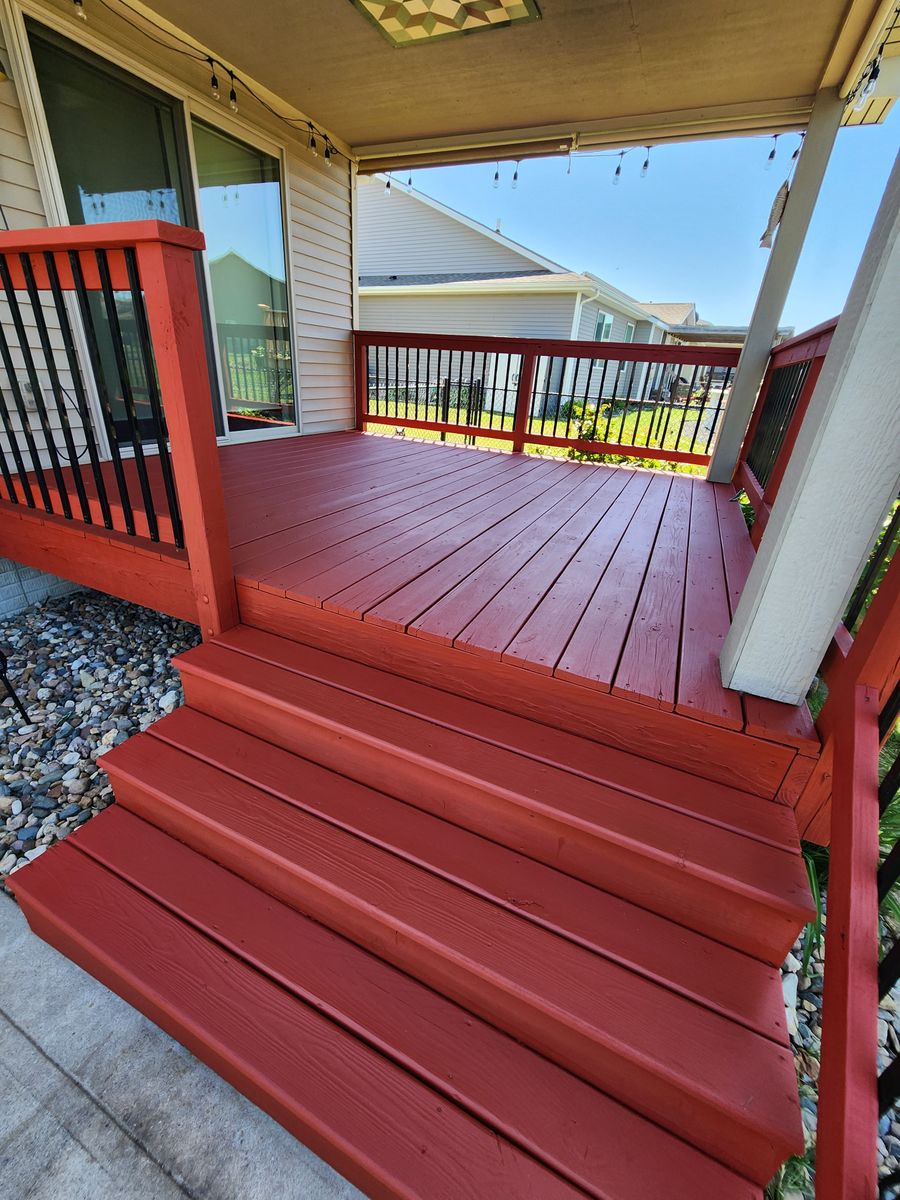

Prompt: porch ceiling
[144,0,892,168]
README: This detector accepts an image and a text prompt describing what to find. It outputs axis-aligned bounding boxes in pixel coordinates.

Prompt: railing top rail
[0,220,206,254]
[354,329,741,367]
[770,316,839,363]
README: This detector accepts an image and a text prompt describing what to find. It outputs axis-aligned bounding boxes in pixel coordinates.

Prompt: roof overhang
[118,0,900,170]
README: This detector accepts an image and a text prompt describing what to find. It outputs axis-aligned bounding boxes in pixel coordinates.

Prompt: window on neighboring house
[624,321,636,342]
[594,312,614,341]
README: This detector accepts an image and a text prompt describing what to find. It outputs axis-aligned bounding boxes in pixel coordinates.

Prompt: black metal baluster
[688,369,715,453]
[43,252,112,528]
[672,365,701,450]
[123,249,183,550]
[617,360,638,444]
[589,359,609,441]
[0,258,52,510]
[0,255,72,517]
[603,359,622,442]
[94,249,159,541]
[404,345,410,421]
[658,363,684,449]
[845,502,900,632]
[466,349,476,431]
[68,249,135,536]
[704,366,733,454]
[19,253,91,523]
[630,358,656,447]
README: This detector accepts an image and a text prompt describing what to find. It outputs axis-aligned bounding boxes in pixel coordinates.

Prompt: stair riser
[180,668,804,966]
[107,764,797,1184]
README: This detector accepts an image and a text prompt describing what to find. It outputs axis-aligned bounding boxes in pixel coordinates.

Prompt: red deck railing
[0,221,237,637]
[734,317,838,545]
[354,330,741,467]
[808,549,900,1199]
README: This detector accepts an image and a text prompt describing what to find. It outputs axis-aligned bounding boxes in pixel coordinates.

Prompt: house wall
[357,176,548,278]
[359,290,577,338]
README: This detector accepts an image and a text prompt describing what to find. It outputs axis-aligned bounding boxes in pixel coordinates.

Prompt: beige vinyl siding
[357,177,546,277]
[360,291,577,339]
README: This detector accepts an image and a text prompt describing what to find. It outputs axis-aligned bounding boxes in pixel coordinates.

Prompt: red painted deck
[6,429,821,1196]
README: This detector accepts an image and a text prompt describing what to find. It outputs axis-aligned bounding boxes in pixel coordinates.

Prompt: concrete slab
[0,892,364,1199]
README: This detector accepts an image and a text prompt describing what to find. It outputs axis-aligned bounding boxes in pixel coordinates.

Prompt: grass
[365,395,717,476]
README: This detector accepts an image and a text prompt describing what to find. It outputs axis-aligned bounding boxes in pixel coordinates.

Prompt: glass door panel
[192,119,295,434]
[27,26,221,440]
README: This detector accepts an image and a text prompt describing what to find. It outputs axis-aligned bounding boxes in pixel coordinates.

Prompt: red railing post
[353,332,368,431]
[136,234,238,640]
[511,349,538,453]
[814,683,880,1200]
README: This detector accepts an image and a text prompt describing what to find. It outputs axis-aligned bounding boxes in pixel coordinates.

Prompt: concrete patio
[0,891,360,1199]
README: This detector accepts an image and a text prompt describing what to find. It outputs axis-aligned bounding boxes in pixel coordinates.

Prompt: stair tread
[214,624,798,850]
[152,706,787,1041]
[11,812,762,1200]
[103,729,803,1183]
[176,638,812,922]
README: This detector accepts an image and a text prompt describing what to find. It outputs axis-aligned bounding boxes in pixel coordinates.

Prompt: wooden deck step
[175,632,814,964]
[98,730,799,1184]
[10,810,764,1200]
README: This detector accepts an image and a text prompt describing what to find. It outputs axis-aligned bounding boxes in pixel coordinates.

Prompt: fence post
[512,349,537,453]
[354,333,368,430]
[136,235,238,640]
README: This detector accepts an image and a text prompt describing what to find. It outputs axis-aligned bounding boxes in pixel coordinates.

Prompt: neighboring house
[357,177,789,410]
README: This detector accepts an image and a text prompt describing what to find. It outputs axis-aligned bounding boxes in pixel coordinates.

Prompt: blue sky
[401,112,899,332]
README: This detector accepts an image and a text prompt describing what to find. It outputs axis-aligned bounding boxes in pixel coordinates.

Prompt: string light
[512,161,519,189]
[492,163,500,188]
[323,140,332,166]
[566,153,572,175]
[83,0,348,166]
[854,60,880,110]
[406,173,413,188]
[640,146,651,178]
[228,70,238,112]
[308,127,318,156]
[791,133,804,162]
[384,175,392,197]
[765,134,778,170]
[612,151,624,186]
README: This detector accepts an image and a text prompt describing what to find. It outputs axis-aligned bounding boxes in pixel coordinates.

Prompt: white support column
[720,150,900,704]
[707,89,845,483]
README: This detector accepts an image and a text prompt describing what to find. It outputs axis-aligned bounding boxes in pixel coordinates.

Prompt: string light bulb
[73,0,87,19]
[512,161,519,189]
[566,153,572,175]
[308,127,318,157]
[208,58,220,100]
[323,141,332,166]
[492,163,500,189]
[384,175,392,197]
[765,134,778,170]
[406,174,413,189]
[641,147,651,178]
[791,133,804,162]
[228,71,238,112]
[613,151,624,186]
[854,60,880,110]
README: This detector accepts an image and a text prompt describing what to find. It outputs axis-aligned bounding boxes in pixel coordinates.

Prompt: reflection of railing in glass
[219,324,294,429]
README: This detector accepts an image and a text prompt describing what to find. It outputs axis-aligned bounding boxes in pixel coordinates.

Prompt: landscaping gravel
[0,591,198,884]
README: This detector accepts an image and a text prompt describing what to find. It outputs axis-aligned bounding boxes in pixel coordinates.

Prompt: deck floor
[222,432,814,748]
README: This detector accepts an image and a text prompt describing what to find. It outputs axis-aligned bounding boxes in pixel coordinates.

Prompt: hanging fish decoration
[760,181,790,248]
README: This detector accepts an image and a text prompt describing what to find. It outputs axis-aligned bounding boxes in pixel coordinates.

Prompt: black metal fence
[745,360,811,489]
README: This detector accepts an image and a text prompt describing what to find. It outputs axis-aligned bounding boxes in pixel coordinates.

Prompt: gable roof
[639,301,698,325]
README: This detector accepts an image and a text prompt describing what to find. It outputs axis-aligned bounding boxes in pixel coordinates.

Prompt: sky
[400,111,899,332]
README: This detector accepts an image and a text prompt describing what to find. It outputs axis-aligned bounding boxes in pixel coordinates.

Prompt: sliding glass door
[27,24,296,442]
[28,26,213,441]
[192,120,295,434]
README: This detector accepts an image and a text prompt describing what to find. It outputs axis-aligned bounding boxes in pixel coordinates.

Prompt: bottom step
[10,808,761,1200]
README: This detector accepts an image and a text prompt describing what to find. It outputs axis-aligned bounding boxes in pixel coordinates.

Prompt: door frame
[0,0,302,445]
